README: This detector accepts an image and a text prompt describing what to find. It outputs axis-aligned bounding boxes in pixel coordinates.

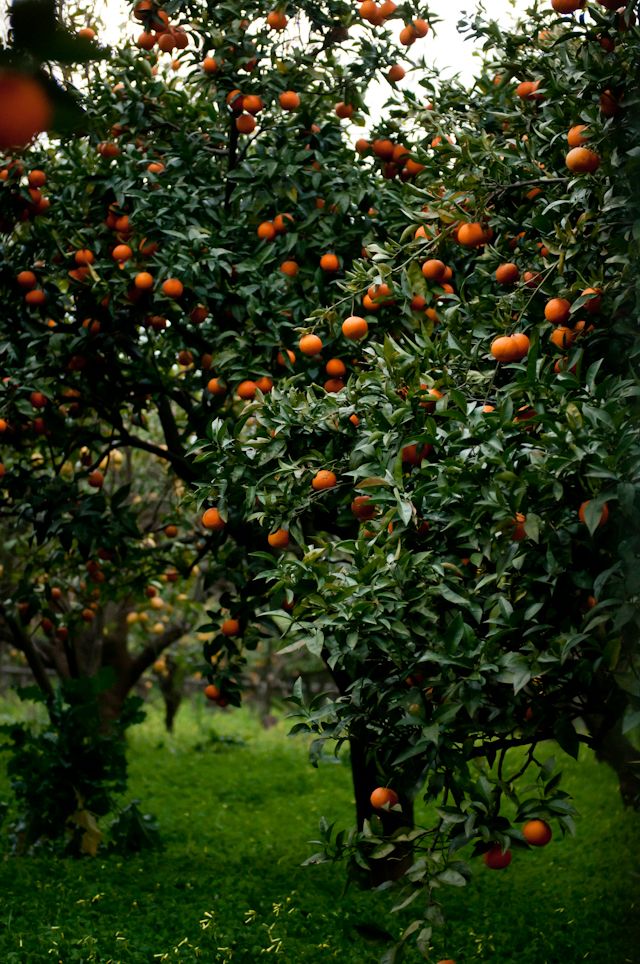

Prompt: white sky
[93,0,533,85]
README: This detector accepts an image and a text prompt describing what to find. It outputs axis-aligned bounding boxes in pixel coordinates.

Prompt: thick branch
[0,608,55,706]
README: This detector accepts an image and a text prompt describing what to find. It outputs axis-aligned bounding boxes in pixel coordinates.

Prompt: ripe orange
[372,138,395,159]
[202,56,219,73]
[277,348,296,366]
[273,212,294,233]
[0,71,53,148]
[137,31,156,50]
[236,113,257,133]
[351,495,376,520]
[335,102,354,119]
[257,221,276,241]
[28,169,46,187]
[387,64,405,82]
[25,289,46,306]
[311,469,337,491]
[266,10,288,30]
[299,333,323,355]
[483,845,512,869]
[401,443,432,466]
[412,18,429,36]
[221,618,240,636]
[134,271,154,290]
[279,90,300,110]
[544,297,571,325]
[207,377,226,395]
[320,253,340,272]
[457,222,487,247]
[578,500,609,527]
[268,529,290,548]
[370,787,399,808]
[161,278,184,298]
[324,378,345,393]
[511,512,527,541]
[204,683,221,701]
[421,259,446,281]
[237,380,258,400]
[566,147,600,173]
[88,470,104,488]
[280,260,299,277]
[399,24,416,45]
[326,358,346,377]
[522,819,552,846]
[495,262,519,285]
[202,507,225,530]
[515,79,542,100]
[549,326,575,350]
[342,316,368,340]
[567,124,589,147]
[147,161,165,174]
[190,304,209,324]
[490,333,530,363]
[75,249,95,266]
[17,270,37,288]
[112,244,132,262]
[552,0,585,10]
[242,94,264,114]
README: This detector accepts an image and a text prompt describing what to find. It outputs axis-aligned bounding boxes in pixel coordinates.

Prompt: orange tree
[190,0,640,953]
[0,0,429,849]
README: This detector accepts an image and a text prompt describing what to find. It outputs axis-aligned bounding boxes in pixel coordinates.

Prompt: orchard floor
[0,696,638,963]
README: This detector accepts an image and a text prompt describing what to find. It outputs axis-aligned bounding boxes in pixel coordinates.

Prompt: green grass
[0,695,638,963]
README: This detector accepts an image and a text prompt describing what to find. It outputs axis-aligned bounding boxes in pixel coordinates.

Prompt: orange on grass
[257,220,276,241]
[134,271,154,290]
[490,333,530,363]
[161,278,184,298]
[311,469,337,491]
[221,618,240,636]
[522,819,552,846]
[578,499,609,527]
[280,260,299,277]
[544,297,571,324]
[0,71,53,149]
[201,507,225,530]
[319,252,340,272]
[566,147,600,173]
[237,380,258,399]
[268,529,290,549]
[326,358,346,378]
[421,259,446,281]
[495,262,519,285]
[279,90,300,110]
[342,316,368,340]
[370,787,399,808]
[299,333,323,355]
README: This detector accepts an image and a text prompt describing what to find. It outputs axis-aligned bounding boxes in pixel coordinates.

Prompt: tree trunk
[586,714,640,809]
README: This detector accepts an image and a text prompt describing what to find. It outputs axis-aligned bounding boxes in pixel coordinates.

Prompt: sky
[92,0,534,85]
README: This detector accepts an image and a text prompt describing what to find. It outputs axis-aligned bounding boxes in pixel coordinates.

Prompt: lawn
[0,694,638,963]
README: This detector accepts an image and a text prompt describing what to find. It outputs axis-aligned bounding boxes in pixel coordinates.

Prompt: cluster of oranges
[134,0,189,53]
[355,135,425,180]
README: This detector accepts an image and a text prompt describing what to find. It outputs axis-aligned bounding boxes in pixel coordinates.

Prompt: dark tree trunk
[158,657,184,733]
[586,714,640,809]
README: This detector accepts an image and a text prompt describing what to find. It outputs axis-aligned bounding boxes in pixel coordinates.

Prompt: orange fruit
[267,529,290,548]
[495,263,519,285]
[522,819,552,846]
[75,249,94,266]
[324,378,345,393]
[342,316,368,340]
[78,26,96,39]
[567,124,589,147]
[237,380,258,399]
[242,94,264,114]
[515,79,542,100]
[578,500,609,527]
[319,252,340,272]
[399,24,416,45]
[299,333,323,355]
[161,278,184,298]
[355,137,370,154]
[401,443,432,466]
[202,56,219,73]
[351,495,376,520]
[600,89,621,117]
[17,270,37,289]
[277,349,296,366]
[88,470,104,488]
[370,787,399,808]
[412,18,429,36]
[204,683,221,701]
[581,287,602,314]
[280,260,299,277]
[544,297,571,325]
[236,112,257,133]
[566,147,600,173]
[134,271,154,290]
[457,222,487,247]
[490,333,530,362]
[279,90,300,110]
[483,845,512,869]
[257,221,276,241]
[28,169,46,187]
[552,0,585,10]
[137,31,156,50]
[0,71,53,149]
[335,102,354,119]
[372,138,395,159]
[202,507,225,530]
[190,305,209,324]
[273,212,294,233]
[221,618,240,636]
[112,243,132,262]
[25,289,46,305]
[266,10,288,29]
[207,377,226,395]
[256,376,273,393]
[421,259,446,281]
[311,469,337,490]
[549,326,575,350]
[387,64,405,82]
[511,512,527,541]
[147,161,165,174]
[326,358,346,377]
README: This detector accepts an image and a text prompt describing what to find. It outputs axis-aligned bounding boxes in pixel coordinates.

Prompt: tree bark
[585,713,640,809]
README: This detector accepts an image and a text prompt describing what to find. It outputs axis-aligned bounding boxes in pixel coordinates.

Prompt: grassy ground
[0,694,638,963]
